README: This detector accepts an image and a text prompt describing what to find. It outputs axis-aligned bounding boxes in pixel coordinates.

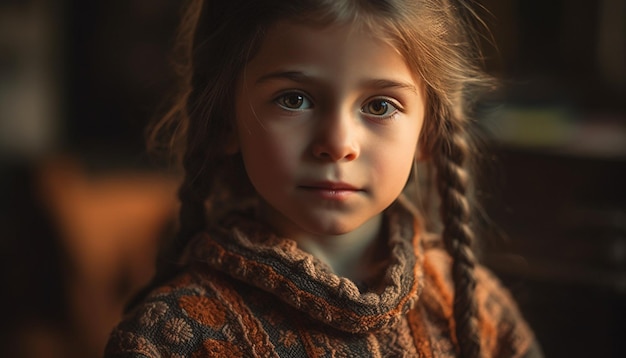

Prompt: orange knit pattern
[105,199,538,357]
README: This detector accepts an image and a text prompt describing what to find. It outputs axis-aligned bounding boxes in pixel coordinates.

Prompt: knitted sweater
[104,199,539,357]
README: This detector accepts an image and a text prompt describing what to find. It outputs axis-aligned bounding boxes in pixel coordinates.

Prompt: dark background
[1,0,624,356]
[477,1,625,357]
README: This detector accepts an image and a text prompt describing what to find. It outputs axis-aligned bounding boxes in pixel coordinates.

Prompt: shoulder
[421,246,539,358]
[472,263,538,357]
[104,266,246,357]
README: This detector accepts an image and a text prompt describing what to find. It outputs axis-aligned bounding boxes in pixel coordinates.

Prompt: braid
[126,1,257,311]
[173,154,209,256]
[125,125,211,313]
[434,117,482,358]
[158,74,223,271]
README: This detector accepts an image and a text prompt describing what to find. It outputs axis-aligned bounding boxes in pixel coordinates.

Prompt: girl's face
[234,21,425,240]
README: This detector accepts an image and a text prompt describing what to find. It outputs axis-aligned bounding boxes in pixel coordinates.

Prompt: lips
[299,181,360,191]
[298,181,362,200]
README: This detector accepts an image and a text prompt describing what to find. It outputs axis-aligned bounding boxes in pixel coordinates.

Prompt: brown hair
[146,1,493,356]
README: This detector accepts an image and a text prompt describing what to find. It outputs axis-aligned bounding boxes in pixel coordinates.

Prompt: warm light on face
[234,21,425,241]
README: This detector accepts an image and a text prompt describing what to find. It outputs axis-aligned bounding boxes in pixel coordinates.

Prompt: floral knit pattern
[105,198,537,357]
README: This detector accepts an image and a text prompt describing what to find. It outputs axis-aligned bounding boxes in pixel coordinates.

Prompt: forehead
[243,20,420,88]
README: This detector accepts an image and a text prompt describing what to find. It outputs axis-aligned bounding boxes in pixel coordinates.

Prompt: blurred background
[0,0,624,357]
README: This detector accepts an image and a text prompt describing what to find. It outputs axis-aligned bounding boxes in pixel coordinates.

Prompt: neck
[260,203,386,283]
[298,214,383,280]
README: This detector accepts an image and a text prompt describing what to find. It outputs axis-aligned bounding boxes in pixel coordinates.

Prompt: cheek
[372,149,414,188]
[236,122,303,185]
[236,100,313,177]
[373,133,420,190]
[245,139,293,174]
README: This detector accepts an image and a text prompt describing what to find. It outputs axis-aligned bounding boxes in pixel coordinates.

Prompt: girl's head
[234,21,425,239]
[161,0,488,197]
[153,0,491,356]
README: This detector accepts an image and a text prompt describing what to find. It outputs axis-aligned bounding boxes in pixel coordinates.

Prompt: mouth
[298,181,363,200]
[299,181,360,191]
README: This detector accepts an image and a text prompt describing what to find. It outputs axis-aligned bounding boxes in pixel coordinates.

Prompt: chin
[298,217,365,237]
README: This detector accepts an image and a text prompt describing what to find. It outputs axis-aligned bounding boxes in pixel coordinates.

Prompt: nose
[311,109,360,161]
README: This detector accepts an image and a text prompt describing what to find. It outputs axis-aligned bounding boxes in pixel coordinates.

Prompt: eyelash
[361,97,402,121]
[274,91,313,111]
[273,92,403,120]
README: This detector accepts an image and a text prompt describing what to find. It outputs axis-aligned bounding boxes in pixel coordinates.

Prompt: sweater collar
[187,196,425,333]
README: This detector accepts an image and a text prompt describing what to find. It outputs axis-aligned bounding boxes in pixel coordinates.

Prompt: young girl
[105,0,542,356]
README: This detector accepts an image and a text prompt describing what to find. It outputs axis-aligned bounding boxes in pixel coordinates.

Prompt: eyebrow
[363,79,419,94]
[255,71,419,94]
[256,71,312,84]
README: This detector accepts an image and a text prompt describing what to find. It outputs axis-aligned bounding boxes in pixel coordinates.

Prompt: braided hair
[143,1,494,356]
[432,107,483,357]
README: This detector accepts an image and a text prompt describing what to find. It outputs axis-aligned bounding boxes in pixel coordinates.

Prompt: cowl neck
[185,197,425,334]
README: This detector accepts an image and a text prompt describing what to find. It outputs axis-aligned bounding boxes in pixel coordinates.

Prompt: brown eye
[276,92,312,110]
[362,98,398,118]
[366,100,389,115]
